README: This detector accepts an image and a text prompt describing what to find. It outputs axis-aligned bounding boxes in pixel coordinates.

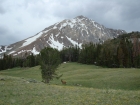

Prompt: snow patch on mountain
[21,32,43,48]
[65,36,82,48]
[59,23,67,30]
[66,36,77,45]
[48,34,64,50]
[55,32,60,37]
[44,28,52,34]
[31,47,39,55]
[53,26,57,29]
[13,47,39,56]
[7,47,13,50]
[71,19,77,23]
[13,54,17,56]
[0,46,7,54]
[8,51,16,55]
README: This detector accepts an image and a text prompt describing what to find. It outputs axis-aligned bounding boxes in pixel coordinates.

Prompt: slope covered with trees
[78,31,140,68]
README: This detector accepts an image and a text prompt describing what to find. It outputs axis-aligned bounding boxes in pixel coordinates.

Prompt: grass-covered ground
[0,62,140,105]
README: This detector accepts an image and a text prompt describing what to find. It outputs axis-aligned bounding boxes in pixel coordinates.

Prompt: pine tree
[39,47,61,83]
[117,40,125,67]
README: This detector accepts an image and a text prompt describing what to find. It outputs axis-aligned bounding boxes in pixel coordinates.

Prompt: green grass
[55,63,140,90]
[0,66,42,81]
[0,62,140,105]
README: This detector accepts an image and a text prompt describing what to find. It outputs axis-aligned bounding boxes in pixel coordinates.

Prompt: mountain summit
[0,15,126,57]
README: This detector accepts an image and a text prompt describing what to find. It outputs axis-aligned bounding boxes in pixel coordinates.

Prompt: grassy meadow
[0,62,140,105]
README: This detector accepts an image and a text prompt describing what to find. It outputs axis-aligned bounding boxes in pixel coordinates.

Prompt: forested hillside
[61,31,140,68]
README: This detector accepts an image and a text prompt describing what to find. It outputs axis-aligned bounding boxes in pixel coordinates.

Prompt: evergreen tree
[132,37,140,67]
[60,45,79,62]
[39,47,61,83]
[116,38,132,67]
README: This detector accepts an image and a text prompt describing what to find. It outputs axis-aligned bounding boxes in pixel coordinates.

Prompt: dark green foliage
[78,32,140,68]
[118,31,140,39]
[78,43,98,64]
[117,38,132,67]
[132,36,140,68]
[0,53,39,71]
[39,47,61,83]
[60,45,79,62]
[0,54,14,70]
[23,53,36,67]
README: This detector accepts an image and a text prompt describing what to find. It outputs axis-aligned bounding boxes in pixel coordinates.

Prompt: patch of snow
[55,22,60,26]
[92,21,96,27]
[44,28,52,33]
[80,18,85,21]
[85,30,89,34]
[71,19,77,23]
[53,25,57,29]
[0,55,3,59]
[0,46,8,54]
[20,32,43,48]
[18,50,25,54]
[66,36,82,48]
[8,51,16,55]
[0,52,3,54]
[103,31,106,35]
[92,20,95,23]
[59,23,67,30]
[6,47,13,50]
[12,48,40,56]
[79,43,82,49]
[80,23,85,27]
[81,29,84,36]
[68,22,74,28]
[94,23,101,30]
[44,34,48,37]
[55,32,60,37]
[66,36,78,45]
[77,18,82,23]
[48,34,64,50]
[31,47,39,55]
[13,54,17,56]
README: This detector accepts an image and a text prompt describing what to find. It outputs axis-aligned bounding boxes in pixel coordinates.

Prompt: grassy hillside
[0,62,140,105]
[56,63,140,90]
[1,62,140,90]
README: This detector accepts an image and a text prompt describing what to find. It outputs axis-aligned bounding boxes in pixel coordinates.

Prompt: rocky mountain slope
[0,15,126,57]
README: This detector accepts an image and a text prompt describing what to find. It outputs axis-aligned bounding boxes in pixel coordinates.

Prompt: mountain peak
[75,15,86,19]
[0,16,126,56]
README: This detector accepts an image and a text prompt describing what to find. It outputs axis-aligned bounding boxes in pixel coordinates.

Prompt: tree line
[0,32,140,71]
[61,32,140,68]
[0,53,39,70]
